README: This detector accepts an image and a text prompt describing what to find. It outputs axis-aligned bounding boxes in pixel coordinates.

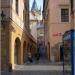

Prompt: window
[16,0,18,14]
[61,9,69,22]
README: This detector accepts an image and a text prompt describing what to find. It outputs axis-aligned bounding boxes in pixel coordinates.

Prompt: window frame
[61,8,69,22]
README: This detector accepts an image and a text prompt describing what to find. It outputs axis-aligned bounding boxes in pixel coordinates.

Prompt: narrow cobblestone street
[1,0,75,74]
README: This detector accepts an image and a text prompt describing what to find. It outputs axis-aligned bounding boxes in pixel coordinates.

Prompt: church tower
[31,0,38,12]
[31,0,41,19]
[30,0,42,40]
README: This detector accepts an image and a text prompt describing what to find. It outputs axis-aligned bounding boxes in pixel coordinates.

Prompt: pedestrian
[27,52,33,63]
[35,53,40,61]
[8,62,12,72]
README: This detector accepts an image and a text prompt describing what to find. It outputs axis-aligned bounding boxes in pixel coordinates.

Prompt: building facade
[1,0,36,70]
[37,20,45,56]
[43,0,75,61]
[73,0,75,29]
[37,21,44,43]
[43,0,50,60]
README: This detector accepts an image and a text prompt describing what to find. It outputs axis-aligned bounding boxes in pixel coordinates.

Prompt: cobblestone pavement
[15,65,63,71]
[1,65,64,75]
[1,57,64,75]
[25,56,63,65]
[1,70,63,75]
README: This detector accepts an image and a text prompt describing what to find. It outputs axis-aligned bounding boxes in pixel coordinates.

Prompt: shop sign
[74,39,75,75]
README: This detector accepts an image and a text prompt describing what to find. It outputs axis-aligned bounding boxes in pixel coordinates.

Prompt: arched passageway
[60,45,63,61]
[14,38,21,64]
[23,41,26,63]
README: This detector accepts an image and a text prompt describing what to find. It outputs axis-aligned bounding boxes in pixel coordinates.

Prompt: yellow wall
[1,0,36,70]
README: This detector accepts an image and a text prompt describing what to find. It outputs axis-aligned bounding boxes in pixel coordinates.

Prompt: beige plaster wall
[47,0,71,60]
[74,0,75,29]
[48,0,71,46]
[1,0,25,29]
[11,0,24,29]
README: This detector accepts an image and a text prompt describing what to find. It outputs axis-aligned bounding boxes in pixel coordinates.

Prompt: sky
[29,0,43,11]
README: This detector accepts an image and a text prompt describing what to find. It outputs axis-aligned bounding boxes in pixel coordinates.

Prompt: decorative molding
[9,25,16,33]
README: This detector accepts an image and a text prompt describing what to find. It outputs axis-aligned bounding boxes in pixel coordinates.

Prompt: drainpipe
[70,0,74,29]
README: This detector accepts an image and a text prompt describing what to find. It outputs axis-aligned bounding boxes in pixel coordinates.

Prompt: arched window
[16,0,18,14]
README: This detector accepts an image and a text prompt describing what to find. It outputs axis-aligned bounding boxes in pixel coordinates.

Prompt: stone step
[15,65,63,71]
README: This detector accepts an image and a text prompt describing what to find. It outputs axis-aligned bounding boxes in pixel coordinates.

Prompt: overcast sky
[29,0,43,11]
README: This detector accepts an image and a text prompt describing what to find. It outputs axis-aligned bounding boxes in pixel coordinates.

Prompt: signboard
[63,30,75,75]
[71,31,75,75]
[63,31,72,75]
[74,35,75,75]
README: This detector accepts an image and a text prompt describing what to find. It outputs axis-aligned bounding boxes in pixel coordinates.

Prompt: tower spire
[31,0,38,12]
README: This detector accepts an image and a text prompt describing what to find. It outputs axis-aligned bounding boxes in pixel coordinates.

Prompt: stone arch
[23,41,26,63]
[14,37,21,64]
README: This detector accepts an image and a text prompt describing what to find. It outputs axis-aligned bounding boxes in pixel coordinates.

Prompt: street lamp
[1,10,6,20]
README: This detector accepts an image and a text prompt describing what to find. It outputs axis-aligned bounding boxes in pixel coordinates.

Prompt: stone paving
[15,65,63,71]
[25,56,63,65]
[1,57,64,75]
[1,64,64,75]
[1,70,63,75]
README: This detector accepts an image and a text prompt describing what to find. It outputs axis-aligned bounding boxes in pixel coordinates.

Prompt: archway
[14,37,21,64]
[23,41,26,63]
[60,45,63,61]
